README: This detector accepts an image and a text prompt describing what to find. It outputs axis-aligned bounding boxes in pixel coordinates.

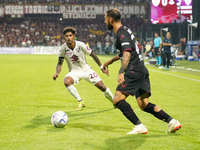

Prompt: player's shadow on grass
[66,108,115,121]
[67,122,130,133]
[105,135,146,150]
[23,115,53,129]
[83,133,181,150]
[47,108,116,132]
[23,115,66,132]
[23,108,114,131]
[83,135,146,150]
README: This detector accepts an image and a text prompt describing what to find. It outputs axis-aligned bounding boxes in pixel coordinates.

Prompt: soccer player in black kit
[103,8,181,134]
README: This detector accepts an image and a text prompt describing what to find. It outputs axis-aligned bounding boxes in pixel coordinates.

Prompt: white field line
[97,56,200,82]
[148,69,200,82]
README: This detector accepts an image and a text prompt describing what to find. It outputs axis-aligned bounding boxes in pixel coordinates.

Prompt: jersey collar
[66,40,76,51]
[117,26,123,33]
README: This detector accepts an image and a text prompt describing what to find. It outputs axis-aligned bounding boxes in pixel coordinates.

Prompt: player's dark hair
[62,27,76,35]
[106,8,121,22]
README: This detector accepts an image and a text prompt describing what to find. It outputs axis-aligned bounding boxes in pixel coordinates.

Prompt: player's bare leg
[95,80,114,106]
[136,93,181,133]
[113,91,148,134]
[136,93,161,111]
[64,76,85,110]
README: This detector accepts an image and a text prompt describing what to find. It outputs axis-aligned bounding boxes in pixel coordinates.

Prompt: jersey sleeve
[81,42,93,55]
[159,37,162,44]
[119,34,132,53]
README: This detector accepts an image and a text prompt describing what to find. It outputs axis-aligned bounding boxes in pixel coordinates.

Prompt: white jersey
[58,40,92,72]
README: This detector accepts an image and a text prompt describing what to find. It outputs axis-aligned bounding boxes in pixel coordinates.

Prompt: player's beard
[107,20,113,30]
[67,40,73,45]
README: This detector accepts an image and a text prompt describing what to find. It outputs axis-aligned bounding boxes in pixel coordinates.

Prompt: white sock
[66,85,82,102]
[103,88,114,103]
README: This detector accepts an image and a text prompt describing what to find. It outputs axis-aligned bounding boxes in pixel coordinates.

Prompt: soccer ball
[51,111,68,128]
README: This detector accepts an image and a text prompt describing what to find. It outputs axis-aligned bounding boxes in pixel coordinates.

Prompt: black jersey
[180,41,186,51]
[115,26,147,73]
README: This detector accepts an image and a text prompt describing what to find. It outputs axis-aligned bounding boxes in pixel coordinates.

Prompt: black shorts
[154,47,161,56]
[116,71,151,98]
[162,52,171,59]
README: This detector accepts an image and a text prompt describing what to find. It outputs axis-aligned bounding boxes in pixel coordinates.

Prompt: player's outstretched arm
[103,55,120,69]
[118,51,131,85]
[53,58,64,80]
[90,51,109,76]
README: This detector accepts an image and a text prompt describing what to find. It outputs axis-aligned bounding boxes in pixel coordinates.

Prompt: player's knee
[139,104,146,111]
[113,92,126,104]
[64,80,71,87]
[64,77,74,87]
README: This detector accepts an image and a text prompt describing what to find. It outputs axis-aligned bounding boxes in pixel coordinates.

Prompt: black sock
[144,102,173,123]
[115,100,141,125]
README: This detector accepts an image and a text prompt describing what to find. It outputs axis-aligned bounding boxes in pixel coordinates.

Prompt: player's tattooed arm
[118,51,130,85]
[56,58,64,74]
[119,51,131,74]
[53,57,64,80]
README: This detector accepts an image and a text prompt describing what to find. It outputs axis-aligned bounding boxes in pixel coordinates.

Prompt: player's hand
[103,61,109,70]
[53,73,59,80]
[159,48,161,52]
[101,68,109,76]
[103,62,110,76]
[118,73,125,86]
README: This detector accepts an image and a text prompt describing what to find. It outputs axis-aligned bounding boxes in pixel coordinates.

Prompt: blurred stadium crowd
[0,0,148,53]
[0,0,148,5]
[0,15,145,53]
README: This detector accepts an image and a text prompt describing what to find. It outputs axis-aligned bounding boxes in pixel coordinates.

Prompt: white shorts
[65,68,102,85]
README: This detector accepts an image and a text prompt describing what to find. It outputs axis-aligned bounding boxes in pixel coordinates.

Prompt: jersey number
[89,72,98,79]
[135,43,143,61]
[127,27,143,61]
[127,28,135,40]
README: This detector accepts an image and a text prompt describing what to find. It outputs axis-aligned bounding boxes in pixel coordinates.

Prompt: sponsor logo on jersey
[76,48,80,53]
[66,51,72,56]
[120,34,124,40]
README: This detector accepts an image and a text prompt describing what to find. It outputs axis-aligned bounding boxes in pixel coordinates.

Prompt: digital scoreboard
[151,0,193,24]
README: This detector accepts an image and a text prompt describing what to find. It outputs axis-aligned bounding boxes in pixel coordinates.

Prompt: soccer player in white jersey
[53,27,114,110]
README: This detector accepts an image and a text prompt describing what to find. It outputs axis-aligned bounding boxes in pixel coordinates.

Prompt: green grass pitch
[0,54,200,150]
